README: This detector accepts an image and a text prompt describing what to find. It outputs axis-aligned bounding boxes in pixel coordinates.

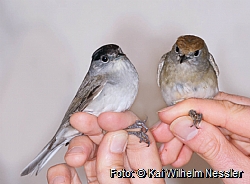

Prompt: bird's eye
[194,50,200,57]
[101,55,109,62]
[175,46,179,53]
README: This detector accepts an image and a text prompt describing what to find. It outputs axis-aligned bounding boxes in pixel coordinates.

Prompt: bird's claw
[127,131,150,146]
[189,109,202,129]
[126,118,148,133]
[126,119,150,146]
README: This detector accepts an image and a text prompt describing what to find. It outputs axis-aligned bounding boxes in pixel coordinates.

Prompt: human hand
[47,111,164,184]
[151,92,250,183]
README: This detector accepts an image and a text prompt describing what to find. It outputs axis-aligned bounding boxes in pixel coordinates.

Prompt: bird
[157,35,219,128]
[21,44,149,176]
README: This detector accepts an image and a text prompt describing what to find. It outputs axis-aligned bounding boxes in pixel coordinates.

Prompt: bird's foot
[125,119,150,146]
[189,109,202,129]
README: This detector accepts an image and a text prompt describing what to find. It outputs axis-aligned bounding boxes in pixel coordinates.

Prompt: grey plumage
[21,44,139,176]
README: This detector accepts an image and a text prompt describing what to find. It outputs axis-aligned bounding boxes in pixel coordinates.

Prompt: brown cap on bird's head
[176,35,205,55]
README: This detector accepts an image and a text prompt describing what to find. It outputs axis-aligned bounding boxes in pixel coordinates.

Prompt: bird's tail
[21,125,82,176]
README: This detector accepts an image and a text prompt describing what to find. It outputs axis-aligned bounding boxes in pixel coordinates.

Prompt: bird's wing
[61,73,106,124]
[208,53,219,77]
[21,73,107,176]
[157,53,167,87]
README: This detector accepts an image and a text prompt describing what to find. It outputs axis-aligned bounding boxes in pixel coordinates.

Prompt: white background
[1,1,249,184]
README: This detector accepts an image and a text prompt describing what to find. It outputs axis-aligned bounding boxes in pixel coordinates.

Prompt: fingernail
[170,117,199,141]
[158,106,174,113]
[67,146,84,154]
[159,143,165,154]
[150,121,161,130]
[52,176,65,184]
[110,132,128,153]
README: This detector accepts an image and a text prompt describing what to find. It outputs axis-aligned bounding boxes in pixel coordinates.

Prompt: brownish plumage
[176,35,205,55]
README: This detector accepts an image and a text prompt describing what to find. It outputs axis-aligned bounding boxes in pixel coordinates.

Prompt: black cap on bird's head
[92,44,125,61]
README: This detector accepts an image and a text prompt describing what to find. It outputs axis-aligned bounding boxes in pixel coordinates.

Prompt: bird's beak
[117,53,126,58]
[180,54,187,64]
[179,55,190,64]
[179,55,184,64]
[118,53,125,57]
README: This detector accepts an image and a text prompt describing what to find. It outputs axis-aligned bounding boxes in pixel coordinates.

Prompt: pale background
[1,1,250,184]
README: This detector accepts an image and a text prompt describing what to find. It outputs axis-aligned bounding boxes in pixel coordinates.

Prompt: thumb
[170,116,249,183]
[170,116,225,162]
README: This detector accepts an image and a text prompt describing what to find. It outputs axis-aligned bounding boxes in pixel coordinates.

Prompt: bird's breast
[160,62,218,106]
[84,63,138,116]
